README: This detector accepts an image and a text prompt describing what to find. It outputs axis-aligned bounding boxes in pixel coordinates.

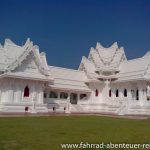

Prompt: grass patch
[0,116,149,150]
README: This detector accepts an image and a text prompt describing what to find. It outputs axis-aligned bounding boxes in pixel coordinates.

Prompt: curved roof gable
[0,38,51,77]
[79,42,127,76]
[96,42,118,64]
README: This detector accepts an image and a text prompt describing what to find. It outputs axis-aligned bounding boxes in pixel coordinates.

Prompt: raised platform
[0,112,149,120]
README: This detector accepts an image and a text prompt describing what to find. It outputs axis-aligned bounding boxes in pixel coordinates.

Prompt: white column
[18,89,22,103]
[143,89,147,102]
[142,83,147,102]
[88,92,92,103]
[91,89,95,103]
[89,83,94,104]
[138,81,146,105]
[66,93,71,113]
[2,81,9,103]
[1,84,6,103]
[77,93,80,102]
[58,92,60,99]
[139,88,142,100]
[105,80,110,103]
[120,88,123,100]
[112,89,114,100]
[127,87,132,101]
[6,81,13,103]
[138,83,145,105]
[13,85,17,103]
[0,89,1,103]
[57,92,61,105]
[8,89,13,103]
[38,91,44,104]
[37,83,44,104]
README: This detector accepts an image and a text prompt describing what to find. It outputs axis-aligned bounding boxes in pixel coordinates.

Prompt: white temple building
[0,38,150,115]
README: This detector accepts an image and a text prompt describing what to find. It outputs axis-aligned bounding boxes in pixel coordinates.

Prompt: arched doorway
[124,89,127,97]
[70,93,78,104]
[136,89,139,100]
[109,89,112,97]
[24,86,29,97]
[116,89,119,97]
[95,89,99,97]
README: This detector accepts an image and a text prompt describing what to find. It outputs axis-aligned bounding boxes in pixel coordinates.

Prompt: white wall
[0,78,44,105]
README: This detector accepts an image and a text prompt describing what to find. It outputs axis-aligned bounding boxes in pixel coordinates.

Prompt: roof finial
[96,42,103,49]
[0,43,3,48]
[111,42,118,49]
[90,47,95,52]
[5,39,16,46]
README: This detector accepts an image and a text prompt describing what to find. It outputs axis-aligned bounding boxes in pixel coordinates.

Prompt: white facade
[0,39,150,115]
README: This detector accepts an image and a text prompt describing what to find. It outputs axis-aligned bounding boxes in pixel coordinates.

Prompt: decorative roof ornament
[96,42,103,50]
[0,43,3,48]
[79,41,127,81]
[96,42,118,65]
[119,47,127,61]
[88,47,95,59]
[111,42,118,49]
[4,39,17,47]
[0,38,51,77]
[90,47,95,52]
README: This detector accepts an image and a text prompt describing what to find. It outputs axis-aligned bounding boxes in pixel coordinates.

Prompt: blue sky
[0,0,150,69]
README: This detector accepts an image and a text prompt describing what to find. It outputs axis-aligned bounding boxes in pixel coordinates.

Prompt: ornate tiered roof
[1,38,150,85]
[79,42,127,81]
[0,38,53,81]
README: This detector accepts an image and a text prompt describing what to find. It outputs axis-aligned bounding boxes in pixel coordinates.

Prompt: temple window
[116,89,119,97]
[136,89,139,100]
[109,89,112,97]
[95,89,99,97]
[25,107,29,112]
[43,92,47,98]
[53,107,56,111]
[124,89,127,97]
[80,94,87,100]
[24,86,29,97]
[60,92,68,99]
[49,91,58,98]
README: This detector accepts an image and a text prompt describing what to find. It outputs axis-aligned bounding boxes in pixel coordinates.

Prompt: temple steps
[70,103,119,115]
[47,103,67,113]
[126,105,150,115]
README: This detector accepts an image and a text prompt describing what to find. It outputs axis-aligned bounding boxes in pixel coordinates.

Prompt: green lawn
[0,116,149,150]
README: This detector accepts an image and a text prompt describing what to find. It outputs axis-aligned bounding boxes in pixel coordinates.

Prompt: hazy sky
[0,0,150,69]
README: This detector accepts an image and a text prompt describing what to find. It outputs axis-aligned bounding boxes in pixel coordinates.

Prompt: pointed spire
[4,38,16,46]
[96,42,103,50]
[0,43,3,48]
[111,42,118,49]
[82,56,87,61]
[88,47,95,60]
[34,45,39,54]
[90,47,95,52]
[40,52,46,56]
[26,38,30,43]
[24,38,30,46]
[119,46,124,51]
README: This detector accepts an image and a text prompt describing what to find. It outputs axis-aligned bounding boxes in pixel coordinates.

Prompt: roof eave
[0,73,54,82]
